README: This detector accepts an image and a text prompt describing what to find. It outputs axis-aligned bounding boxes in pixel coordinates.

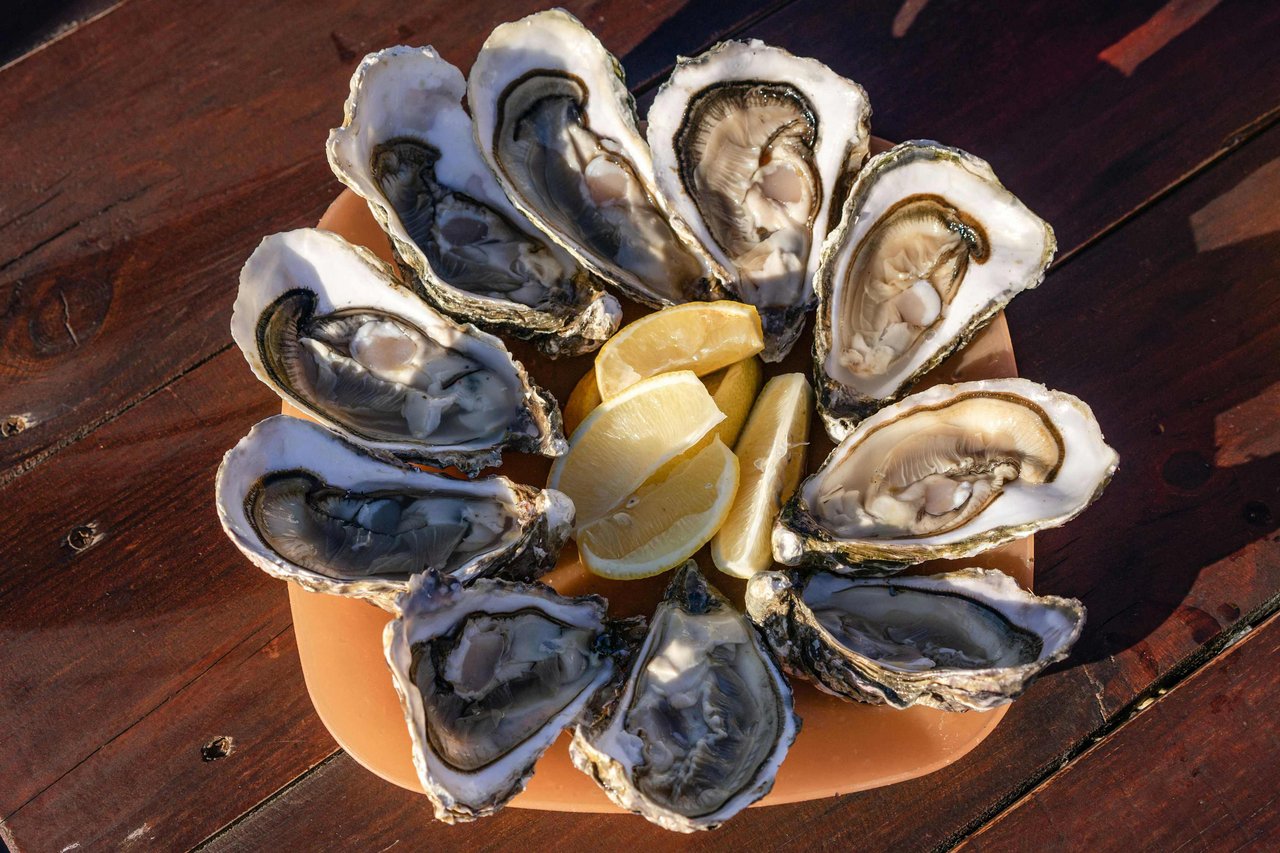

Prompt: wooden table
[3,1,1278,850]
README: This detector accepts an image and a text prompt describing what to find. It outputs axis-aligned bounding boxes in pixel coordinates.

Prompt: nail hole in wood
[201,736,235,762]
[65,523,103,552]
[2,415,31,438]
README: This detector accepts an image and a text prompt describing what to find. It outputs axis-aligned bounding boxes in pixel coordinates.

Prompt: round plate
[286,142,1032,811]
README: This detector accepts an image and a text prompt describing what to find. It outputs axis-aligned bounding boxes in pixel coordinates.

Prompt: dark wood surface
[1,0,1278,850]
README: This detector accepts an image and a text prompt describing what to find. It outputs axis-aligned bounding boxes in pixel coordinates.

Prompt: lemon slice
[549,371,724,527]
[594,302,764,400]
[702,356,763,448]
[578,437,740,579]
[712,373,812,578]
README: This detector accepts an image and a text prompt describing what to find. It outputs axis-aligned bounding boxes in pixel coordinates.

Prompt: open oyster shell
[814,141,1056,431]
[384,571,645,822]
[327,46,621,358]
[746,567,1085,711]
[648,40,870,361]
[469,9,725,308]
[774,378,1118,571]
[570,562,798,832]
[215,415,573,611]
[230,228,566,475]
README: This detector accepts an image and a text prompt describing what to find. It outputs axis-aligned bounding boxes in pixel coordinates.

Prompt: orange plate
[286,149,1032,811]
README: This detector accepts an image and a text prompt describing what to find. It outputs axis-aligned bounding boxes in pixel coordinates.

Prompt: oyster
[230,228,566,475]
[469,9,724,308]
[327,46,621,358]
[774,378,1118,571]
[215,415,573,610]
[746,567,1085,711]
[384,571,644,822]
[814,141,1056,428]
[648,40,870,360]
[570,562,798,832]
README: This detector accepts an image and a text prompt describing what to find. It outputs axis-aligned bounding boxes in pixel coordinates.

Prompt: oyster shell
[384,571,644,822]
[814,141,1056,429]
[469,9,724,308]
[570,562,798,832]
[215,415,573,611]
[746,567,1085,711]
[774,378,1118,571]
[327,46,621,358]
[230,228,566,475]
[648,40,870,360]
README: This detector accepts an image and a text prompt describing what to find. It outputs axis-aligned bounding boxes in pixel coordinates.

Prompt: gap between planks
[937,590,1280,853]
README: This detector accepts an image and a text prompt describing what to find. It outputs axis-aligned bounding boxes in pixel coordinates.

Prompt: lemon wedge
[711,373,812,578]
[702,356,763,448]
[562,367,603,435]
[549,371,724,527]
[594,302,764,400]
[578,437,740,579]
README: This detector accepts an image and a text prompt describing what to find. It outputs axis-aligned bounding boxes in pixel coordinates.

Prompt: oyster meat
[215,416,573,610]
[327,46,621,357]
[774,378,1118,571]
[384,571,644,822]
[469,9,724,308]
[814,141,1056,429]
[570,562,798,832]
[648,40,870,360]
[230,228,566,475]
[746,567,1085,711]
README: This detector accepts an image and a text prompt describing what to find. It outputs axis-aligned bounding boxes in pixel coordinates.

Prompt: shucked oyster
[648,40,870,360]
[570,562,798,832]
[231,229,565,475]
[774,378,1117,571]
[215,416,573,610]
[327,46,621,357]
[746,567,1085,711]
[469,9,724,308]
[814,142,1056,429]
[384,571,644,822]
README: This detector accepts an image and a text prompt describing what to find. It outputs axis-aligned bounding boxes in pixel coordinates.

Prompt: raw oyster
[327,46,621,357]
[648,40,870,360]
[746,567,1085,711]
[570,562,798,832]
[814,141,1056,429]
[469,9,724,308]
[215,415,573,610]
[774,378,1117,571]
[384,571,644,822]
[230,228,565,475]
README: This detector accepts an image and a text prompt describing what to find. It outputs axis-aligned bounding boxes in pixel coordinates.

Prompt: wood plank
[194,102,1280,851]
[0,0,790,483]
[964,612,1280,852]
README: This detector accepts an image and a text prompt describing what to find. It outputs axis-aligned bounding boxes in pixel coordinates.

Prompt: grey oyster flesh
[814,392,1062,540]
[573,563,796,831]
[248,471,516,581]
[808,580,1040,671]
[676,82,818,308]
[371,138,573,309]
[624,603,780,816]
[410,609,604,771]
[259,290,520,444]
[494,72,703,302]
[837,196,990,379]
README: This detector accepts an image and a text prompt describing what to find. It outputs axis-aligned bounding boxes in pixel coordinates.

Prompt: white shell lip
[647,39,871,358]
[467,8,725,306]
[229,227,566,475]
[568,563,799,832]
[325,46,622,354]
[214,415,575,612]
[815,141,1056,422]
[780,378,1119,566]
[383,572,619,822]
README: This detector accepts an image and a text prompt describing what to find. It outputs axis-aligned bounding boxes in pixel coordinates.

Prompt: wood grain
[964,612,1280,852]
